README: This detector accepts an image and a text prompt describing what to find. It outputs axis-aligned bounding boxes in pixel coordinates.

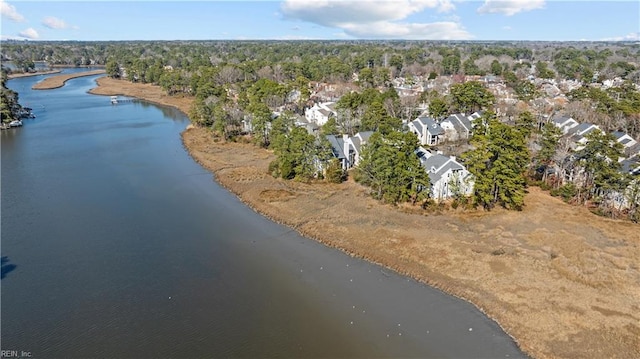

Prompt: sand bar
[89,76,640,359]
[32,69,106,90]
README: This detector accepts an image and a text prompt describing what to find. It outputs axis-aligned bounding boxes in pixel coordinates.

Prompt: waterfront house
[416,147,474,201]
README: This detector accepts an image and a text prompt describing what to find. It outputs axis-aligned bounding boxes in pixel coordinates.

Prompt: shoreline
[87,76,640,359]
[32,69,106,90]
[7,69,62,79]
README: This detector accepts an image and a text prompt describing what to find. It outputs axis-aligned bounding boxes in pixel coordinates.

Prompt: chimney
[343,134,350,169]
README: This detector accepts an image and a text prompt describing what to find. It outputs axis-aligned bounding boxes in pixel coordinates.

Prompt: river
[1,71,526,358]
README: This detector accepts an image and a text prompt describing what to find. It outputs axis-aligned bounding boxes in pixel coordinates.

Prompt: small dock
[110,96,135,104]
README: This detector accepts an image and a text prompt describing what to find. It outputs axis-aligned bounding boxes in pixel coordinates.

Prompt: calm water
[1,72,526,358]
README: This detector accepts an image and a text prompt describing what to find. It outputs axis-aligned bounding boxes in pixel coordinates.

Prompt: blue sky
[1,1,638,41]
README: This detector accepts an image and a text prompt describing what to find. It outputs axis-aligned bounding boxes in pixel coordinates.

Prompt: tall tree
[537,123,563,183]
[460,112,530,210]
[574,131,625,207]
[356,131,430,205]
[449,81,495,114]
[428,97,449,120]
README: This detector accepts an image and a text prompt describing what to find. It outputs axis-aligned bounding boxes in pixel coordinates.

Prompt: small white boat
[9,120,23,127]
[110,96,118,104]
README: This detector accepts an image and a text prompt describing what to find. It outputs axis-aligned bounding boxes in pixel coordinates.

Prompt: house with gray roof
[408,116,444,146]
[567,122,601,150]
[439,113,475,141]
[551,116,579,134]
[415,147,474,201]
[326,131,374,170]
[305,101,337,126]
[612,131,638,149]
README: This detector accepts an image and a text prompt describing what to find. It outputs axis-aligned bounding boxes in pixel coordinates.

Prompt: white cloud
[42,16,69,29]
[502,25,512,30]
[343,21,472,39]
[477,0,545,16]
[19,27,39,39]
[1,0,25,22]
[280,0,471,39]
[601,32,640,41]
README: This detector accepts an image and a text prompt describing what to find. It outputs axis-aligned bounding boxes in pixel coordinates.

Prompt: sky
[1,0,638,42]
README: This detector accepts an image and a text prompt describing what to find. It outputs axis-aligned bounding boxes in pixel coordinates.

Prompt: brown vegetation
[32,69,106,90]
[89,76,640,359]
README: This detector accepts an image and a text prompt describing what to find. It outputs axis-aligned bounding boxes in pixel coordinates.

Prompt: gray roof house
[416,147,474,201]
[440,113,474,141]
[567,123,601,150]
[408,116,444,146]
[326,131,374,170]
[612,131,638,149]
[551,116,579,134]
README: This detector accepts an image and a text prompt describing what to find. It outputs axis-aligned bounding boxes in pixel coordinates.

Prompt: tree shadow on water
[1,256,17,279]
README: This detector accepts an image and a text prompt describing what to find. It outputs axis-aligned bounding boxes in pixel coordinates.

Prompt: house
[408,116,444,146]
[344,131,374,168]
[304,102,337,126]
[567,123,601,150]
[620,156,640,176]
[415,147,474,201]
[325,134,348,169]
[439,113,477,141]
[325,131,374,170]
[551,116,579,134]
[612,131,638,149]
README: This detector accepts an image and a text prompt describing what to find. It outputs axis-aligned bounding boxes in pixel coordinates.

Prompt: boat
[9,120,23,127]
[110,96,118,104]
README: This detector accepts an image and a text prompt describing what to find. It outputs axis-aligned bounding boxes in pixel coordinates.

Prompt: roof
[325,135,346,159]
[429,161,465,184]
[414,116,444,136]
[612,131,626,140]
[350,131,373,153]
[620,157,640,176]
[568,123,596,136]
[552,116,572,125]
[444,113,472,134]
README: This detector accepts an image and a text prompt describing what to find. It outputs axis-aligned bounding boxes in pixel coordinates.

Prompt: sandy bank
[89,76,640,359]
[32,69,106,90]
[7,70,62,79]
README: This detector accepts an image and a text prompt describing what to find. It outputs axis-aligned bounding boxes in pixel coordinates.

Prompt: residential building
[305,102,337,126]
[416,147,474,201]
[551,116,579,134]
[408,116,444,146]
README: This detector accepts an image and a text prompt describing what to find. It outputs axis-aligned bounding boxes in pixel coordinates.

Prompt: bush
[325,158,346,183]
[550,183,577,202]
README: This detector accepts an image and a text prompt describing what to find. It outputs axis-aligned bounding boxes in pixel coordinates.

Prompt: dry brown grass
[88,77,640,359]
[31,69,106,90]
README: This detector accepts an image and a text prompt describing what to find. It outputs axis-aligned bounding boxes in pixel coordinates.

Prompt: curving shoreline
[32,69,106,90]
[86,76,639,359]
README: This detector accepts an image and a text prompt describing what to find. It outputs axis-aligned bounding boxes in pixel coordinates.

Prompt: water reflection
[1,256,17,279]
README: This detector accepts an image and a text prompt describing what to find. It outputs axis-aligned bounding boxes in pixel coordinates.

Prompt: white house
[325,131,374,170]
[305,102,337,126]
[416,147,474,201]
[551,116,580,134]
[612,131,638,149]
[567,123,601,150]
[439,112,478,141]
[408,116,444,146]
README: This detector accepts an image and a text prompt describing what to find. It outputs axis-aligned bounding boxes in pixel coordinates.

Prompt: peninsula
[32,69,106,90]
[89,76,640,359]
